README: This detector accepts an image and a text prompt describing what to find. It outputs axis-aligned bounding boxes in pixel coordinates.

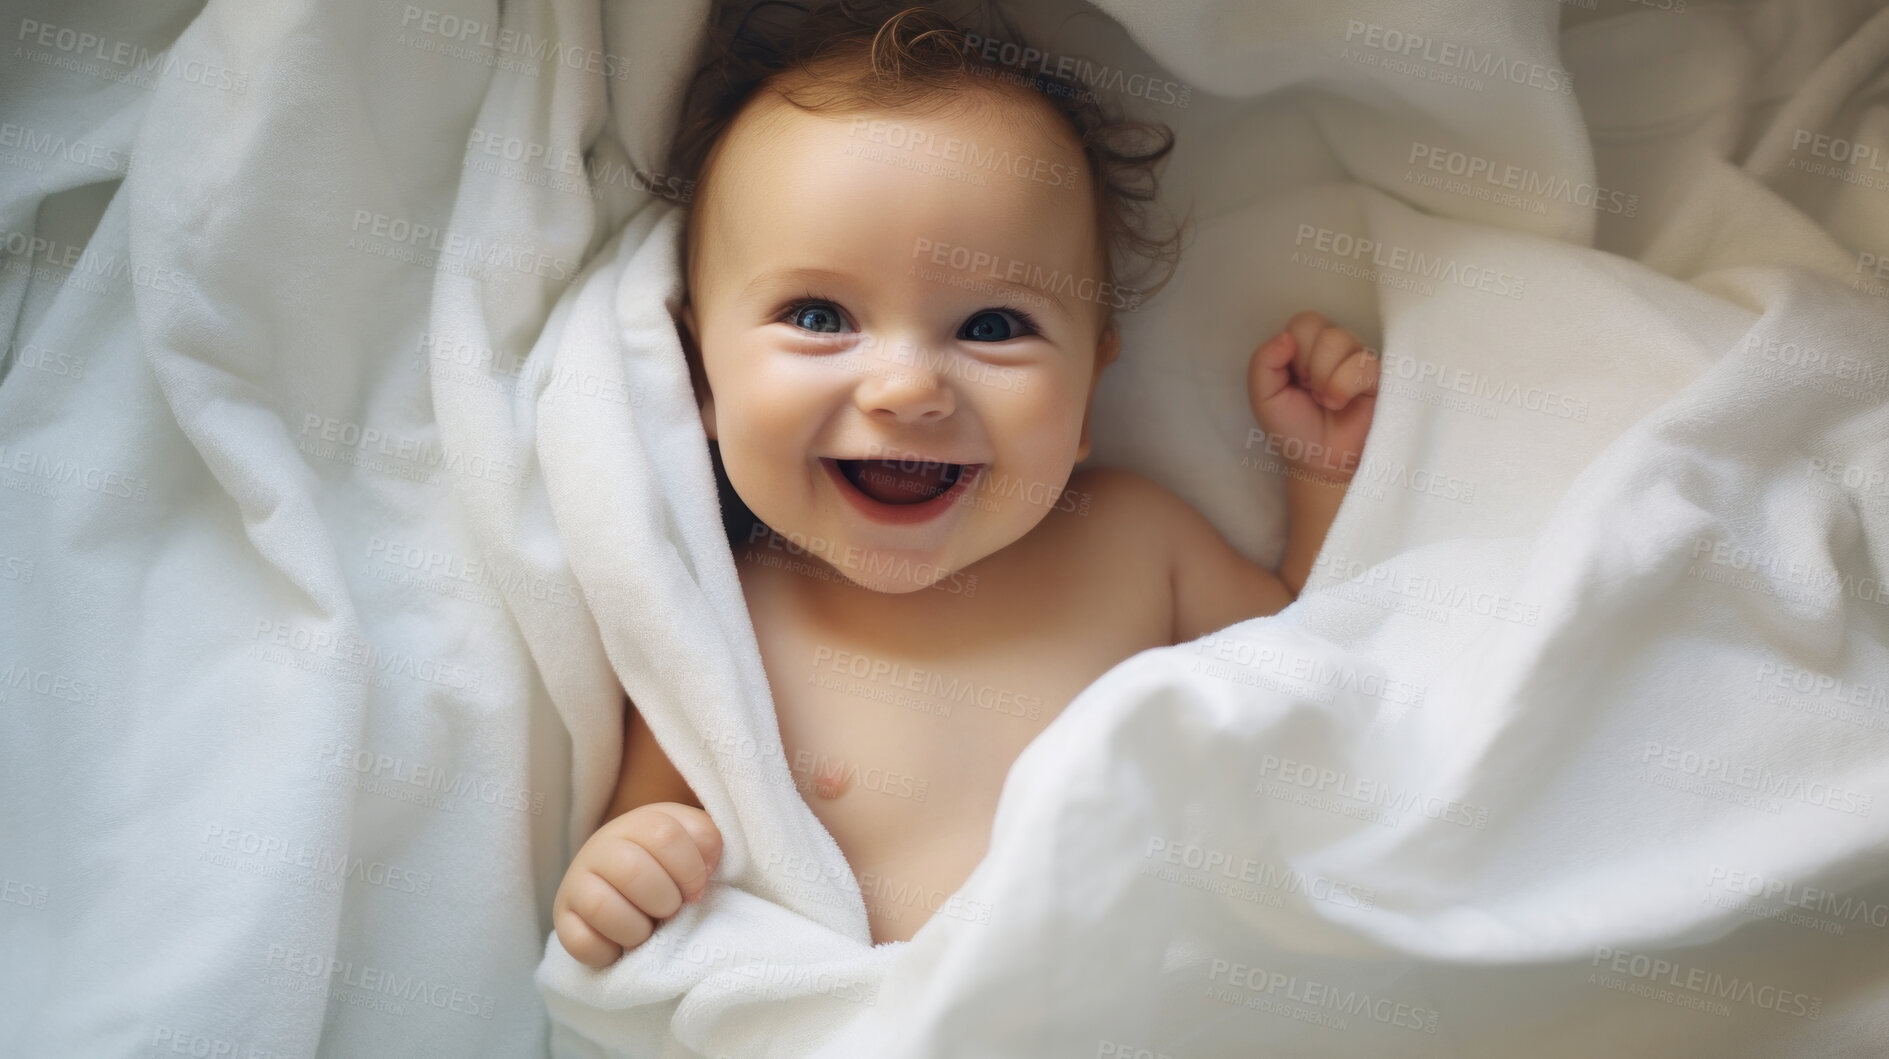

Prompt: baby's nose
[854,359,955,422]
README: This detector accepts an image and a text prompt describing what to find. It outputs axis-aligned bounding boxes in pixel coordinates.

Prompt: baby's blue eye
[791,303,846,333]
[960,309,1030,342]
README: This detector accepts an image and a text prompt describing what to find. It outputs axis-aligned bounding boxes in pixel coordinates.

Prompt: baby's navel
[810,759,851,800]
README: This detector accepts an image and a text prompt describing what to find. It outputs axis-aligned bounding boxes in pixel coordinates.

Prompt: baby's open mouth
[834,458,970,505]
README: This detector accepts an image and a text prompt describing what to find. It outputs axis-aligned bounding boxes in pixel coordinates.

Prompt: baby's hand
[552,802,722,969]
[1247,310,1379,482]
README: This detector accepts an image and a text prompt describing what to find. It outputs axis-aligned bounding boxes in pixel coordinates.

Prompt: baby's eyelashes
[958,307,1039,342]
[786,299,850,333]
[776,295,1040,344]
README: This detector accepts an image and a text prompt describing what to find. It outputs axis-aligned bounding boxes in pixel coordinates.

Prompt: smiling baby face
[682,80,1119,594]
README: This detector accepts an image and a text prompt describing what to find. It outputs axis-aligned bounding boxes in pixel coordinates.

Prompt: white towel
[2,0,1885,1056]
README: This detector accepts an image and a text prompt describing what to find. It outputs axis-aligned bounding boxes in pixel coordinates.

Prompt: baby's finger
[560,870,653,964]
[553,907,622,970]
[1283,310,1329,383]
[1247,330,1297,406]
[1306,328,1366,408]
[1326,348,1381,406]
[647,804,722,900]
[627,808,716,906]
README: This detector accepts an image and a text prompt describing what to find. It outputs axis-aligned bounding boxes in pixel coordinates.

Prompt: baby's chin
[809,537,990,595]
[833,570,947,595]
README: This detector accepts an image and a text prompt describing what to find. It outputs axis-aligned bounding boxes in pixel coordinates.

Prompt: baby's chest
[747,541,1173,812]
[760,605,1100,804]
[755,595,1139,930]
[735,527,1172,936]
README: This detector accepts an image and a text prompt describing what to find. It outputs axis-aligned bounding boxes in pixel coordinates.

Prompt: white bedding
[3,0,1886,1056]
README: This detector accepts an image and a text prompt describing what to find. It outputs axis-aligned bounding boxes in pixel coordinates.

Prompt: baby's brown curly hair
[665,0,1185,326]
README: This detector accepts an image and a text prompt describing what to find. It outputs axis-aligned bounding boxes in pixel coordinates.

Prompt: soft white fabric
[2,0,1886,1057]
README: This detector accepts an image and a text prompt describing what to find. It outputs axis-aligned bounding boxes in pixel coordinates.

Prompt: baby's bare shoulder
[1061,466,1291,641]
[1062,466,1207,540]
[1040,465,1211,572]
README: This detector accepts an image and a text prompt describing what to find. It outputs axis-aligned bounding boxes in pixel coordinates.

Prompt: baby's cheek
[1010,381,1088,452]
[992,431,1083,514]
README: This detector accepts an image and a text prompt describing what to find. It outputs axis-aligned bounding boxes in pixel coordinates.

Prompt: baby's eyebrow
[739,266,854,301]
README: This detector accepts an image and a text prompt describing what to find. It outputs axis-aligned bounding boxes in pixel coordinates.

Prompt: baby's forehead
[691,83,1101,278]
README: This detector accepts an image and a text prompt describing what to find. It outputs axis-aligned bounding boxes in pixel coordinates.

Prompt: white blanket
[3,0,1886,1056]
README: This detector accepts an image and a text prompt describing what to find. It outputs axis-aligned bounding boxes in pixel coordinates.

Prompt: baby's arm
[1249,311,1379,595]
[1161,311,1377,641]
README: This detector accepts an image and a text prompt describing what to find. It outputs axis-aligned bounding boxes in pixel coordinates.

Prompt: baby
[553,1,1378,962]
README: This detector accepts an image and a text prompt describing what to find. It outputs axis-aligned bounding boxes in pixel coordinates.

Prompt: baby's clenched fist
[553,802,722,969]
[1247,310,1379,482]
